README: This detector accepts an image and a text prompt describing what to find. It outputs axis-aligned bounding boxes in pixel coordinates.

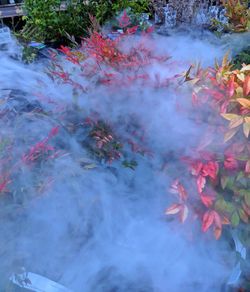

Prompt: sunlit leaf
[228,116,243,129]
[243,122,250,138]
[237,73,245,82]
[237,98,250,109]
[221,113,240,121]
[224,128,238,142]
[241,64,250,72]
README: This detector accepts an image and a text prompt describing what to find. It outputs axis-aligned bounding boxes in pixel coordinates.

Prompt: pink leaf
[197,175,206,194]
[165,204,182,215]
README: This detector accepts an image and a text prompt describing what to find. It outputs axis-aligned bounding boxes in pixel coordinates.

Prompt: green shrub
[232,46,250,69]
[22,0,150,43]
[80,0,150,25]
[23,0,96,43]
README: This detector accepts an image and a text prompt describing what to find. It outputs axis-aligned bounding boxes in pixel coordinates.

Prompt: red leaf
[0,179,9,193]
[126,26,138,35]
[243,75,250,96]
[212,211,222,229]
[224,154,239,170]
[201,161,218,180]
[118,10,131,28]
[145,26,154,34]
[197,175,206,194]
[202,210,214,232]
[59,45,71,55]
[190,161,203,176]
[227,75,235,97]
[48,126,59,139]
[200,193,214,208]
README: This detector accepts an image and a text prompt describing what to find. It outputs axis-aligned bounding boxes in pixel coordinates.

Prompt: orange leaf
[221,216,230,225]
[237,98,250,109]
[214,227,222,240]
[165,204,182,215]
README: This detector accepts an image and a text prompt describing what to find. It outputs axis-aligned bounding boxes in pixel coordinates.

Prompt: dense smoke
[0,30,249,291]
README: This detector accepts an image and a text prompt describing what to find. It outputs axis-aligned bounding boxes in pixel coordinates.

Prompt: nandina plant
[50,13,174,92]
[82,116,152,165]
[166,55,250,240]
[222,0,250,32]
[22,126,60,165]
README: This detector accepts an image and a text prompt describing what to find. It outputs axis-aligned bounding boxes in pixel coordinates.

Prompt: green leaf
[215,198,234,213]
[231,211,240,227]
[223,176,235,190]
[236,171,244,181]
